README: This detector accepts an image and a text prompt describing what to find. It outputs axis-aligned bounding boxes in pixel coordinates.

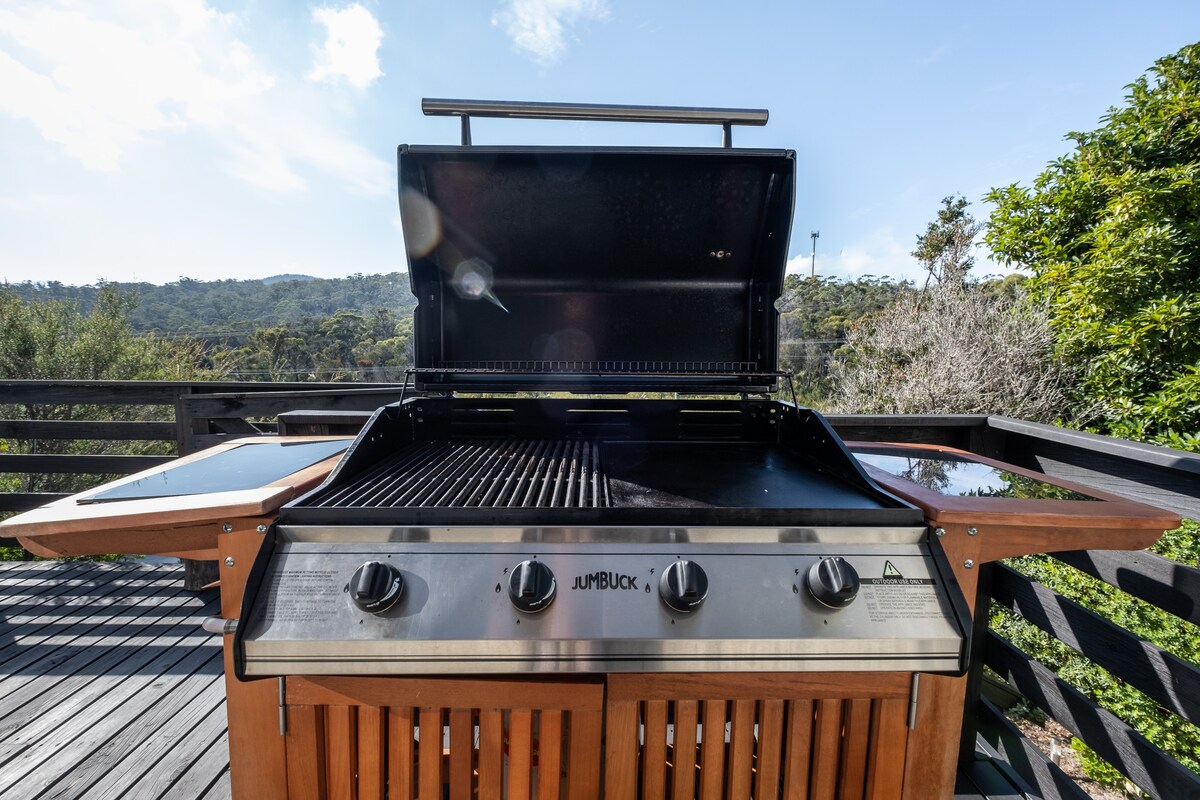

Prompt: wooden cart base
[226,670,938,800]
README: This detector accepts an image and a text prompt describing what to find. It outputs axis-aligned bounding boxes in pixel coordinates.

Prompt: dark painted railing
[2,383,1199,797]
[826,413,1200,800]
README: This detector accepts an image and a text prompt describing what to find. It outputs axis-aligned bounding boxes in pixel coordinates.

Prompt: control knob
[806,557,860,608]
[349,561,404,614]
[508,560,556,613]
[658,560,709,612]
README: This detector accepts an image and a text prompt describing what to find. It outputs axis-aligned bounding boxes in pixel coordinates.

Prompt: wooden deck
[0,560,229,800]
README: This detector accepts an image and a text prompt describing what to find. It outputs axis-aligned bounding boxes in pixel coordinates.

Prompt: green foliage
[828,198,1069,420]
[912,195,984,289]
[222,309,413,381]
[8,274,418,383]
[776,275,909,402]
[992,534,1200,787]
[0,285,227,504]
[7,272,417,335]
[985,42,1200,448]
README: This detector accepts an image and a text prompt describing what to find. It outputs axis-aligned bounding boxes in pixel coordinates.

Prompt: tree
[986,42,1200,451]
[0,284,225,498]
[913,195,984,290]
[828,199,1069,420]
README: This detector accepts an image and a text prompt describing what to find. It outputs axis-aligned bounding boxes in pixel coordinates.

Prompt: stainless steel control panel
[237,529,967,676]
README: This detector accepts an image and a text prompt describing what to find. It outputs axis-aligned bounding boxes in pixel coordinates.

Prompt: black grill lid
[398,145,796,392]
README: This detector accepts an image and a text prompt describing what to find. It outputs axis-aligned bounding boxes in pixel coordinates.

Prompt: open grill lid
[398,106,795,393]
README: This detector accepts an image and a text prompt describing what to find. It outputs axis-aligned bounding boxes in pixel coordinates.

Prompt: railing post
[174,384,219,590]
[959,561,996,766]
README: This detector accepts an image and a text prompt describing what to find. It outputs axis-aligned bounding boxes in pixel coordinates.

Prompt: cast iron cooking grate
[309,439,608,509]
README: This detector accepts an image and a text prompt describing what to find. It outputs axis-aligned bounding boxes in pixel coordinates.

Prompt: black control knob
[806,557,860,608]
[350,561,404,614]
[508,560,556,613]
[658,560,709,613]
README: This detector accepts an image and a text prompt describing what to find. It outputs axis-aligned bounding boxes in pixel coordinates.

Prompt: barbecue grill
[221,99,982,799]
[233,102,969,680]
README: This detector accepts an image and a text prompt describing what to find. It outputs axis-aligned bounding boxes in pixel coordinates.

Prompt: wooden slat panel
[418,707,443,800]
[755,699,785,800]
[1053,549,1200,626]
[508,709,534,800]
[642,700,669,800]
[672,701,700,800]
[993,563,1200,725]
[810,699,843,800]
[782,700,814,800]
[478,709,504,800]
[606,672,909,702]
[388,707,415,800]
[566,709,603,800]
[986,632,1200,798]
[699,699,726,800]
[900,673,968,798]
[539,710,564,800]
[604,701,639,800]
[726,699,755,799]
[838,699,872,800]
[448,708,473,800]
[286,705,328,800]
[327,706,357,800]
[864,699,908,800]
[357,706,386,800]
[291,676,604,710]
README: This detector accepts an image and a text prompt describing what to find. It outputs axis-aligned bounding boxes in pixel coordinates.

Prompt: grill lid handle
[422,98,769,147]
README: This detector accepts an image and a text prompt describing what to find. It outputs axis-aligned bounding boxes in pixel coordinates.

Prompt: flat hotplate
[604,442,893,510]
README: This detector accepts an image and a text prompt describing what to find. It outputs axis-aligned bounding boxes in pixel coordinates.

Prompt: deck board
[0,561,231,800]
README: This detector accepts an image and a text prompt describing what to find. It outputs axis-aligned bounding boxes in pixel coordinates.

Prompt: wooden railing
[2,382,1198,797]
[826,414,1200,800]
[0,380,408,519]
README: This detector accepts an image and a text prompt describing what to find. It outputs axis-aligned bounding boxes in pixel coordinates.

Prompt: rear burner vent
[310,439,608,509]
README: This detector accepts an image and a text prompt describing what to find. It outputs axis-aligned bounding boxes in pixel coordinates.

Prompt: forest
[4,270,915,390]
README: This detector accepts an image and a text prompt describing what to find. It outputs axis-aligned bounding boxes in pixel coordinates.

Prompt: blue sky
[1,1,1197,287]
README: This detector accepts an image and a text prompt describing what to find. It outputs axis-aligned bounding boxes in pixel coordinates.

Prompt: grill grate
[309,439,608,509]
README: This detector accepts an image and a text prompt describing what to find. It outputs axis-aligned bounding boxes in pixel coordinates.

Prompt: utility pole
[810,231,819,277]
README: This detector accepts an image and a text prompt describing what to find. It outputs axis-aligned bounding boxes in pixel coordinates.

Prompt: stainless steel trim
[275,525,928,546]
[278,678,287,736]
[908,673,921,728]
[201,616,237,635]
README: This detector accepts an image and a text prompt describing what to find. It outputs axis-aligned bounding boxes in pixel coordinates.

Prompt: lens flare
[399,189,442,258]
[452,259,509,313]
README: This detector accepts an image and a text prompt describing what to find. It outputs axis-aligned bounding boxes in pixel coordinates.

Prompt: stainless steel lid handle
[421,98,769,147]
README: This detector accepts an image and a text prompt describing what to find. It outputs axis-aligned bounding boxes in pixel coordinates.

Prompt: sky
[1,1,1198,287]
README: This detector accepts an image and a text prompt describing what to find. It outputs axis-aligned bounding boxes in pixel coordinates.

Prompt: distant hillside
[262,273,318,285]
[7,273,417,336]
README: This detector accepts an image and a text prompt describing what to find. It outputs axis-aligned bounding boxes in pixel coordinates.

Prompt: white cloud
[492,0,609,64]
[308,4,383,89]
[788,228,924,282]
[0,1,389,195]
